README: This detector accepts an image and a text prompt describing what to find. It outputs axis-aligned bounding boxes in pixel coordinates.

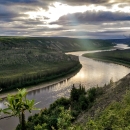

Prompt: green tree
[57,107,73,130]
[3,89,40,130]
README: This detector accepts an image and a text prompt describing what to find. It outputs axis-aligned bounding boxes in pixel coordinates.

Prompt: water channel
[0,44,130,130]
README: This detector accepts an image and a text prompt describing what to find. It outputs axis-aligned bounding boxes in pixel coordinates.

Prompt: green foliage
[34,124,48,130]
[57,107,73,130]
[71,85,103,118]
[22,85,102,130]
[70,84,86,102]
[49,97,70,111]
[2,89,39,130]
[4,89,39,115]
[23,97,71,130]
[85,91,130,130]
[9,86,130,130]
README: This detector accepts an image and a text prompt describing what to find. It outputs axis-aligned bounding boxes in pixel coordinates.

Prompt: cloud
[0,0,130,38]
[0,0,38,4]
[51,29,127,39]
[50,11,130,26]
[50,0,130,6]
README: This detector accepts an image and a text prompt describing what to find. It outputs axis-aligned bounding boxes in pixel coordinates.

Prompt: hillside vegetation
[73,73,130,130]
[0,37,114,92]
[15,73,130,130]
[16,85,103,130]
[83,49,130,67]
[0,37,114,52]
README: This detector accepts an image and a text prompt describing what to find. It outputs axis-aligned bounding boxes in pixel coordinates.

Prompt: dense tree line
[0,62,81,92]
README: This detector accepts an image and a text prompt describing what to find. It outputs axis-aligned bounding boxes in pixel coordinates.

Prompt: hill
[74,73,130,129]
[0,37,114,92]
[0,37,114,52]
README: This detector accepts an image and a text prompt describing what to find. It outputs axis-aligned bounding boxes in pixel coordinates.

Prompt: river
[0,44,130,130]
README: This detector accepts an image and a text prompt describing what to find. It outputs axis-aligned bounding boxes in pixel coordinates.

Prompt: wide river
[0,44,130,130]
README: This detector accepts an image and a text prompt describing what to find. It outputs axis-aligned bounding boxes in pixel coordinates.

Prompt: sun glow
[25,2,88,23]
[25,2,130,27]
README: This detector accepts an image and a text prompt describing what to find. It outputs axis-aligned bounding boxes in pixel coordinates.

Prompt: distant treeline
[83,49,130,67]
[0,37,114,52]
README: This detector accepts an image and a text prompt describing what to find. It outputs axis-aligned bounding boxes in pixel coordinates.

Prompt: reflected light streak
[74,71,85,79]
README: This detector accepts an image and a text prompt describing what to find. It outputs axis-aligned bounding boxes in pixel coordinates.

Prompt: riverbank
[0,63,82,99]
[83,49,130,68]
[75,72,130,126]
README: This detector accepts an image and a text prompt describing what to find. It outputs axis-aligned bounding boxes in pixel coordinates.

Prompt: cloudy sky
[0,0,130,39]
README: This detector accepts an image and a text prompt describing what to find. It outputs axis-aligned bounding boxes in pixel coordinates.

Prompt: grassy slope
[74,48,130,129]
[83,49,130,68]
[18,73,130,130]
[75,73,130,129]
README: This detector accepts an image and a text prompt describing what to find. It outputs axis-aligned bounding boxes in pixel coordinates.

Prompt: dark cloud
[0,0,106,4]
[52,29,127,39]
[0,0,38,4]
[1,0,129,8]
[51,11,130,26]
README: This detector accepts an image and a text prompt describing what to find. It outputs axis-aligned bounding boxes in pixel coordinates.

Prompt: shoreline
[82,56,130,68]
[0,66,81,99]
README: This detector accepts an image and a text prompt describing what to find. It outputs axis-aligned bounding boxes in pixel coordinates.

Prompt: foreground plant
[2,89,40,130]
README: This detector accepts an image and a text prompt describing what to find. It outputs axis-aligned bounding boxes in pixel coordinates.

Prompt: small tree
[3,89,40,130]
[57,107,73,130]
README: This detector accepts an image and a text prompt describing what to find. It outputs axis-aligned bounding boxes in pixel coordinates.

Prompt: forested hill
[0,37,114,52]
[0,37,114,92]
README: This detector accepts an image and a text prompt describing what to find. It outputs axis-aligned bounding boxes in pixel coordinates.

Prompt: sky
[0,0,130,39]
